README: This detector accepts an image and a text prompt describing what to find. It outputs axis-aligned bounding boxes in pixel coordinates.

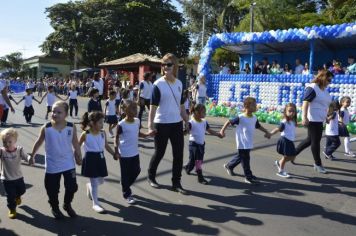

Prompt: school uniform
[195,83,207,104]
[138,80,153,125]
[46,92,56,113]
[105,100,118,124]
[324,112,341,156]
[148,77,185,186]
[339,108,350,137]
[185,118,210,172]
[23,95,35,123]
[226,114,261,180]
[295,83,331,166]
[0,147,29,210]
[81,131,108,178]
[68,90,78,116]
[276,120,296,156]
[88,98,102,112]
[339,107,353,154]
[44,122,78,208]
[118,118,141,199]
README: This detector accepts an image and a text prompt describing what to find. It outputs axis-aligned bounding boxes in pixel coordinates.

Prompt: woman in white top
[138,72,153,128]
[194,76,207,105]
[147,53,189,194]
[295,70,333,173]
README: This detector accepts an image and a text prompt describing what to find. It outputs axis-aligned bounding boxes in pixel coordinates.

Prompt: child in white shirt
[220,97,270,184]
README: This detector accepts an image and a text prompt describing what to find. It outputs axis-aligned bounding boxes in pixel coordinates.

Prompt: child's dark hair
[340,96,351,105]
[183,89,189,101]
[283,103,297,126]
[25,88,32,93]
[190,102,205,115]
[48,85,54,90]
[327,100,340,116]
[243,97,256,108]
[89,88,99,97]
[121,89,130,99]
[120,99,136,113]
[109,90,117,97]
[81,111,105,130]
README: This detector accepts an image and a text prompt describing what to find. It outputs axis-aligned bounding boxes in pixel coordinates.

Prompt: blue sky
[0,0,182,58]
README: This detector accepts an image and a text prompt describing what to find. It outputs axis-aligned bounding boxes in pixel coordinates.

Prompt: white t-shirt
[83,131,105,153]
[280,119,296,141]
[117,118,140,157]
[105,100,116,116]
[23,95,34,107]
[44,122,75,173]
[196,83,207,98]
[295,64,304,74]
[189,118,209,145]
[230,114,261,149]
[151,77,183,124]
[93,79,104,95]
[68,90,78,99]
[47,92,56,107]
[140,80,153,99]
[340,107,350,125]
[306,83,331,122]
[325,112,339,136]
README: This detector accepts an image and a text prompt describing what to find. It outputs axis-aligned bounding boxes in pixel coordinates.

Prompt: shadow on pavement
[18,205,174,236]
[101,196,236,235]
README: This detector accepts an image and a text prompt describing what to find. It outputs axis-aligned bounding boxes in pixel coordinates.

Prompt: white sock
[90,178,100,206]
[344,137,351,153]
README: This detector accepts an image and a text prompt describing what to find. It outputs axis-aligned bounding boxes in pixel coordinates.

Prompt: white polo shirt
[117,118,140,158]
[151,77,183,124]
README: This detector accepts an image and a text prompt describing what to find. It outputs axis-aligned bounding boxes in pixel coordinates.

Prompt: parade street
[1,95,355,236]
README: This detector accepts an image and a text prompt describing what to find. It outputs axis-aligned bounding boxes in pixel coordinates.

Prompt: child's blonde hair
[53,101,69,114]
[0,128,18,142]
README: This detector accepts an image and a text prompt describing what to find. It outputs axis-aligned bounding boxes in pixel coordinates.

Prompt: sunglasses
[162,63,173,67]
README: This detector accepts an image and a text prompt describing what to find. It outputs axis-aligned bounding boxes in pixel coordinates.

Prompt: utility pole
[250,2,256,32]
[201,0,205,51]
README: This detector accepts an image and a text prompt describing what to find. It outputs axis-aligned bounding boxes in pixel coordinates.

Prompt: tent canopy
[199,22,356,76]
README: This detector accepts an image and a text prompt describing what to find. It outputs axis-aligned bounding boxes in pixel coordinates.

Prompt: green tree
[41,0,191,67]
[0,52,23,77]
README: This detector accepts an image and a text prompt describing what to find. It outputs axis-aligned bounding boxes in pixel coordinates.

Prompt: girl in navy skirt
[79,111,116,213]
[184,104,222,184]
[104,90,118,138]
[15,88,41,123]
[114,100,148,204]
[269,103,298,178]
[323,101,341,160]
[339,96,355,157]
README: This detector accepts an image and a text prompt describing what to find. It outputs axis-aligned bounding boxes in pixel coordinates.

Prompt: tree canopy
[41,0,191,67]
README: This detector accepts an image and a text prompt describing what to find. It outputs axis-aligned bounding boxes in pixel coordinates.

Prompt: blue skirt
[338,123,350,137]
[81,152,108,177]
[105,115,118,124]
[277,137,296,156]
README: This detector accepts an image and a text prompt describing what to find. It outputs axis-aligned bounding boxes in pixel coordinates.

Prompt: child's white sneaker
[313,164,327,174]
[344,152,356,157]
[277,171,290,178]
[126,196,136,205]
[92,205,106,213]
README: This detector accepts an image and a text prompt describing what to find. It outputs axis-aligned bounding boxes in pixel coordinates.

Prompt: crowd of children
[0,75,355,222]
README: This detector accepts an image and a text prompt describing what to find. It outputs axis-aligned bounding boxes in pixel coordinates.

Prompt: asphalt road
[0,94,355,236]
